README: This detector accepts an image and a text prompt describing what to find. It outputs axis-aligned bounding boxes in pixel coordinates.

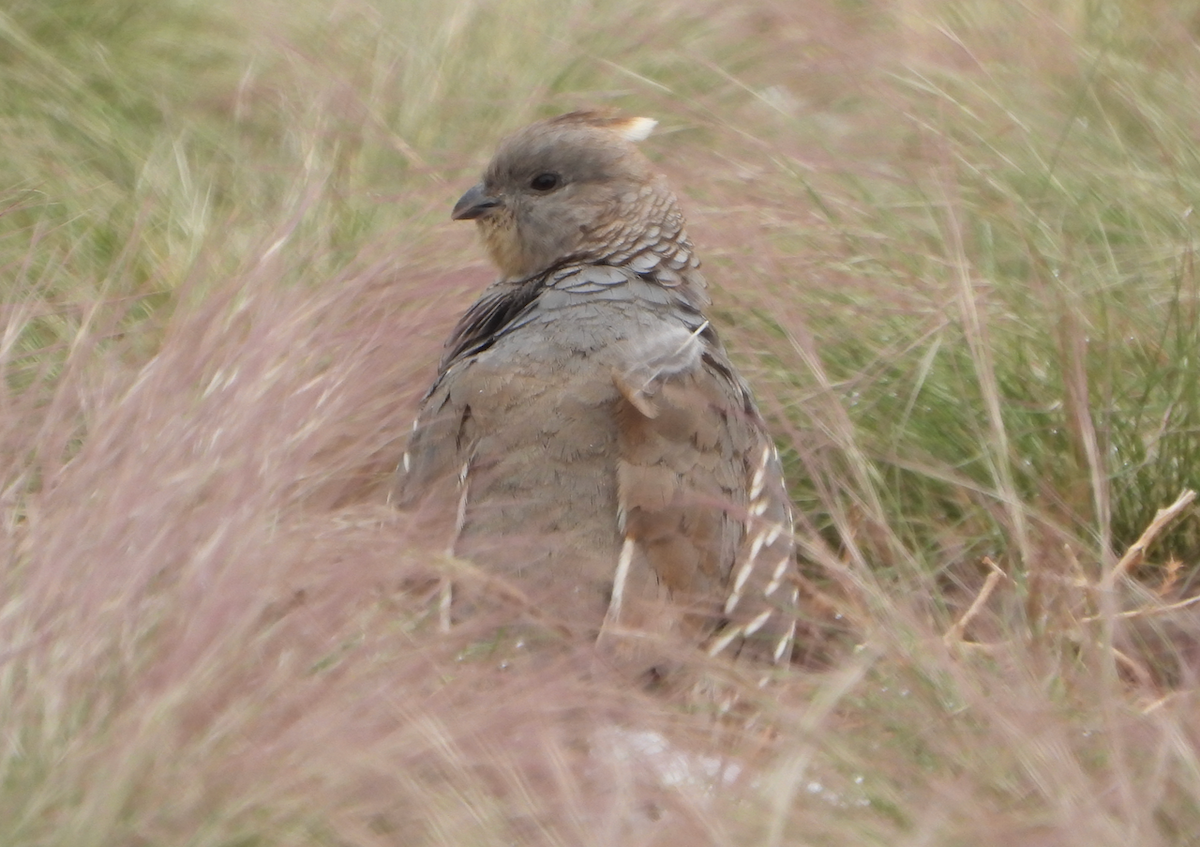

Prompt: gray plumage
[394,111,798,664]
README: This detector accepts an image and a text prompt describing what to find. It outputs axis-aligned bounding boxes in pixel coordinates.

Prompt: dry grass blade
[943,557,1008,647]
[1102,489,1197,590]
[1080,594,1200,624]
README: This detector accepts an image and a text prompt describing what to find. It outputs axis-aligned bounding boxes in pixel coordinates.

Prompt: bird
[392,110,799,667]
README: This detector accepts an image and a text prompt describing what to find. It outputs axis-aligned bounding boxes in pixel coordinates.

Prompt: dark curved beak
[451,183,501,221]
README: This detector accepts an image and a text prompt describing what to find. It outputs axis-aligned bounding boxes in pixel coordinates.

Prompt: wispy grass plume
[3,0,1200,844]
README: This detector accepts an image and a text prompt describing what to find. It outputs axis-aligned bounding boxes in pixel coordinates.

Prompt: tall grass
[2,0,1200,844]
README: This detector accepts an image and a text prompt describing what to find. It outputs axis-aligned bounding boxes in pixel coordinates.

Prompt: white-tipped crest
[615,117,657,143]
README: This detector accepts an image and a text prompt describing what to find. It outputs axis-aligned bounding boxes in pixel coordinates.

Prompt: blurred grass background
[3,0,1200,844]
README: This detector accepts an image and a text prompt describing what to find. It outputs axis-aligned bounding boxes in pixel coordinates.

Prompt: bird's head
[452,110,684,281]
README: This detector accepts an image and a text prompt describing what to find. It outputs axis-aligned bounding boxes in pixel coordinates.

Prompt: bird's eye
[529,172,560,191]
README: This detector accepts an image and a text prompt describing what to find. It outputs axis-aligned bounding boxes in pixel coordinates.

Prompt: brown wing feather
[612,323,798,663]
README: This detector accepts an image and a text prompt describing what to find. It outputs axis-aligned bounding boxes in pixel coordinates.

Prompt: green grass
[3,0,1200,844]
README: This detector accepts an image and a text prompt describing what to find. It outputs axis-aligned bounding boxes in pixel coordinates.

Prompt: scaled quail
[393,111,799,665]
